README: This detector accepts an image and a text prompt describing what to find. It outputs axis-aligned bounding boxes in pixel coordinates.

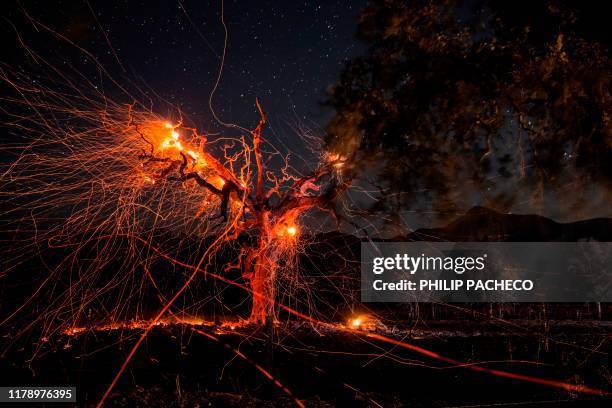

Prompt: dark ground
[1,319,610,407]
[1,208,611,407]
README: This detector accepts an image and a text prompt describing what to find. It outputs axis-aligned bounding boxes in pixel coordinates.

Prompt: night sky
[3,0,368,145]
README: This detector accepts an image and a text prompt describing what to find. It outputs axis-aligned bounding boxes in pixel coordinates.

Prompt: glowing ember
[65,327,86,335]
[347,314,378,331]
[2,4,608,407]
[349,316,362,328]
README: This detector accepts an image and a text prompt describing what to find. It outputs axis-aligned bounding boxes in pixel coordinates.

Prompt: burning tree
[2,5,610,404]
[130,100,349,323]
[0,0,357,338]
[0,52,351,329]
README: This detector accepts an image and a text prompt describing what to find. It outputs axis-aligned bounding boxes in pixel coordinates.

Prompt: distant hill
[407,206,612,242]
[313,206,612,248]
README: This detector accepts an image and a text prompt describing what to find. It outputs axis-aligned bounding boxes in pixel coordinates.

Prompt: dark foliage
[326,0,610,219]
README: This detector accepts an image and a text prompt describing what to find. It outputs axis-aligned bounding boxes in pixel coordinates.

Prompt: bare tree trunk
[249,257,276,324]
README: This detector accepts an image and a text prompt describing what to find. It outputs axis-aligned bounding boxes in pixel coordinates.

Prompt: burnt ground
[1,208,610,407]
[1,319,610,407]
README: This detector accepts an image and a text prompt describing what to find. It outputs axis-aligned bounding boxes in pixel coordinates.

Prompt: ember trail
[1,0,610,406]
[3,77,606,402]
[0,77,350,327]
[131,99,349,323]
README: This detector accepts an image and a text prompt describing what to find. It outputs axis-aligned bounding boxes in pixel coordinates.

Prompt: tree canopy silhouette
[326,0,610,222]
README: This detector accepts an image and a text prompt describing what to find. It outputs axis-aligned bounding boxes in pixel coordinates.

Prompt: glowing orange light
[348,314,374,330]
[186,150,198,161]
[286,226,297,236]
[349,317,362,328]
[65,327,86,335]
[325,152,346,169]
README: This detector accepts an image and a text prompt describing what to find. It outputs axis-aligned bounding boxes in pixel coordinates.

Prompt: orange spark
[347,314,377,331]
